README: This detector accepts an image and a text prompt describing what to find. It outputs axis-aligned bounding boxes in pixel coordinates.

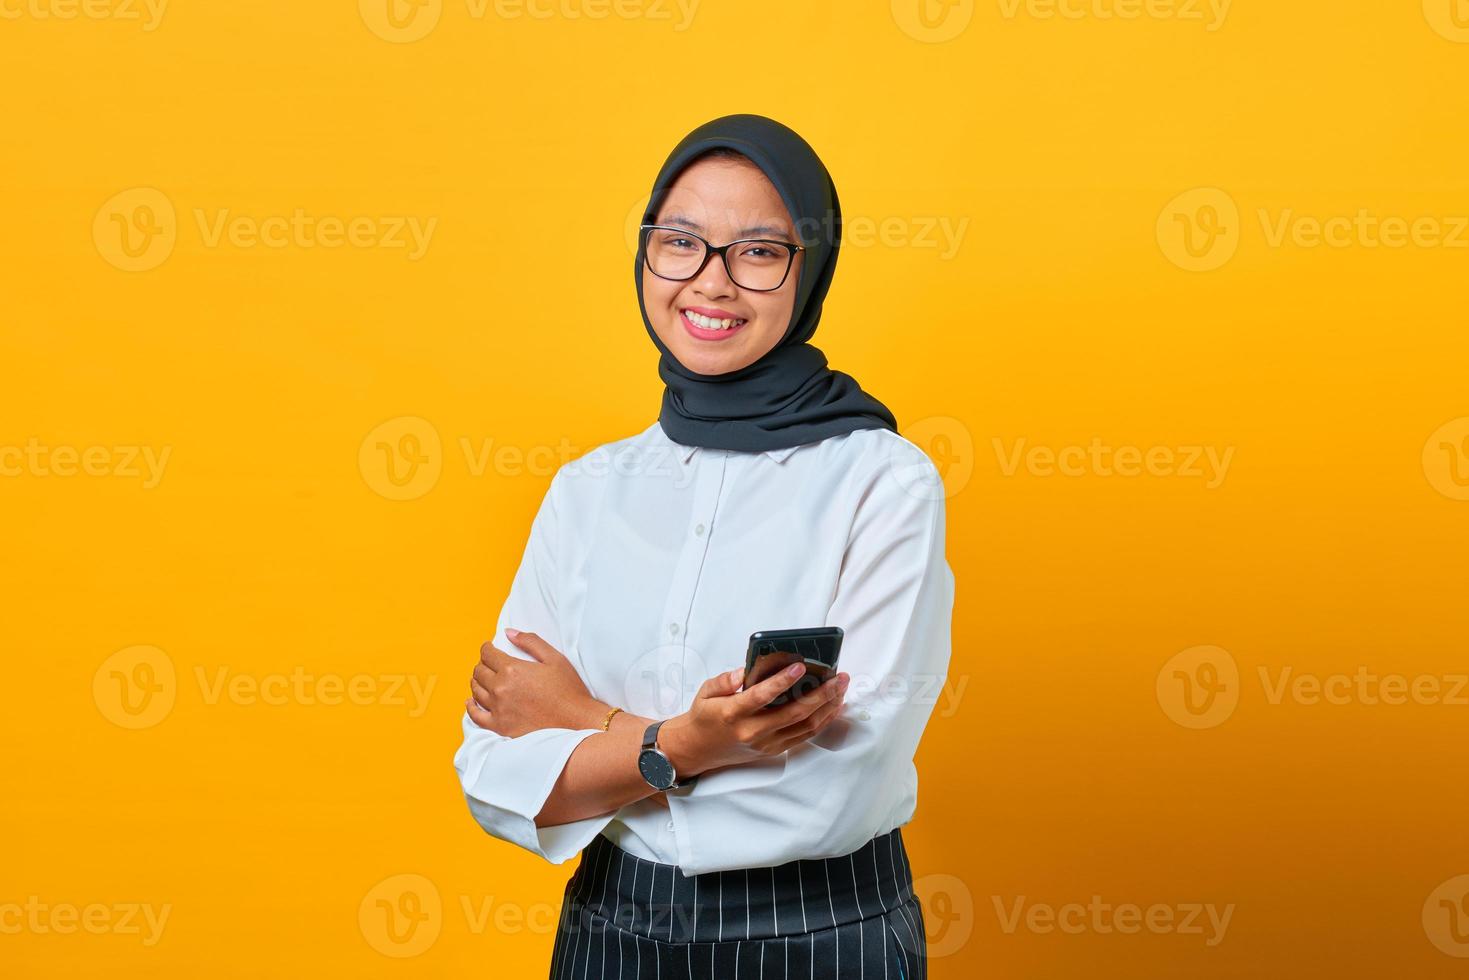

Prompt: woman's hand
[466,630,607,738]
[659,663,849,777]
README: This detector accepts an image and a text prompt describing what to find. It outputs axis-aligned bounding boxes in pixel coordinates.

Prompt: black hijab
[634,113,898,453]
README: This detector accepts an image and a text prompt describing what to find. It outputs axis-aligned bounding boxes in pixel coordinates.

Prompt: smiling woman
[637,148,805,373]
[454,114,953,979]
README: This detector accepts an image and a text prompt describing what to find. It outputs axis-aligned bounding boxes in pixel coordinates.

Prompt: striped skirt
[547,828,928,979]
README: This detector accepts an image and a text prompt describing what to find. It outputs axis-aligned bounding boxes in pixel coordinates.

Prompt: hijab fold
[634,113,898,453]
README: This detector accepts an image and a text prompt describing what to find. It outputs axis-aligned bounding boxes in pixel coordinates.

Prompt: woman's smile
[641,152,801,376]
[680,306,749,340]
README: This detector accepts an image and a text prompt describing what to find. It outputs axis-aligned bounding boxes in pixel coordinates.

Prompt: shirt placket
[651,448,727,844]
[654,448,728,715]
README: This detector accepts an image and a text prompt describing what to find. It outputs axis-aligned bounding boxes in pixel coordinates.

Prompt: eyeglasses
[640,223,805,292]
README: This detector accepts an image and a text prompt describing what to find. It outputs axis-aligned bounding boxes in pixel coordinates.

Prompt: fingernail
[506,628,520,640]
[787,664,804,677]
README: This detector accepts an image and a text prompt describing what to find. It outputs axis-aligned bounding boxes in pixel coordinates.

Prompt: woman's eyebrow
[658,212,793,240]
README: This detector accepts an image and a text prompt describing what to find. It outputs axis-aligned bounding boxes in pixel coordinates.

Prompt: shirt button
[694,523,705,536]
[859,710,871,721]
[669,623,679,636]
[667,820,675,832]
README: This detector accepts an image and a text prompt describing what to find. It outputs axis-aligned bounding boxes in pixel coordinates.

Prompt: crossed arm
[465,630,849,828]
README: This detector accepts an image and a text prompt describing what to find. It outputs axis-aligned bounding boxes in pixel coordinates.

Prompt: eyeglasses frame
[639,223,806,292]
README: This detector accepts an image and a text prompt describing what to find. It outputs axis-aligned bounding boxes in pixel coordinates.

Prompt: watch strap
[640,720,697,790]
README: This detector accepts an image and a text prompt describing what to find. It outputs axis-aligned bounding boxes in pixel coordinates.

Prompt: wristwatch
[638,719,697,792]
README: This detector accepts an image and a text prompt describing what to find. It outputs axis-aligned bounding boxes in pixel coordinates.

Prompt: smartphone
[743,627,844,708]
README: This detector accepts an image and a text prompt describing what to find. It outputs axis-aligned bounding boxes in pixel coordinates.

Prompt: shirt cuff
[453,713,611,865]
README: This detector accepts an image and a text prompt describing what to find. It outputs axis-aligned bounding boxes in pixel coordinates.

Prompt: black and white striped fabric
[547,828,927,979]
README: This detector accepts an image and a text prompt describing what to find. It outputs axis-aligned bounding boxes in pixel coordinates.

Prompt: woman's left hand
[466,630,605,738]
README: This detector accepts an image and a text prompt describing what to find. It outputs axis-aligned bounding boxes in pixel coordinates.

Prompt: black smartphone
[743,627,844,707]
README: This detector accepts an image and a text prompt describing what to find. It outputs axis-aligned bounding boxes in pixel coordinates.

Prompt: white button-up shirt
[453,420,954,876]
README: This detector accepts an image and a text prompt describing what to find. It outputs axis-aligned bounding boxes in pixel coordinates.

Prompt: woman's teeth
[684,310,746,330]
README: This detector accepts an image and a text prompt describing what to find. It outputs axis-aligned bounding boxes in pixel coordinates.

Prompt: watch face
[638,748,675,790]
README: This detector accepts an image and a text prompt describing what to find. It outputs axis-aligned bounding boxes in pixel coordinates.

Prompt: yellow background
[3,0,1468,976]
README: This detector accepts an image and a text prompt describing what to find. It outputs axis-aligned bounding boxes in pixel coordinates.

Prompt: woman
[454,113,954,979]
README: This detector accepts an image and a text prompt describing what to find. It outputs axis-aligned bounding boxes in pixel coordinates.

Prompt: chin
[678,348,741,376]
[655,319,745,374]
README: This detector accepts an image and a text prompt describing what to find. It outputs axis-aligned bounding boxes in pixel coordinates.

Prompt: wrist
[657,713,705,778]
[608,709,650,736]
[581,698,616,731]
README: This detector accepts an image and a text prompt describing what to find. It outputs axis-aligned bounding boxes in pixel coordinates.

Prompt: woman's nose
[692,250,738,299]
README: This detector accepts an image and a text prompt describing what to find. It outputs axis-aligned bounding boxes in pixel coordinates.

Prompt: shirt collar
[669,435,801,465]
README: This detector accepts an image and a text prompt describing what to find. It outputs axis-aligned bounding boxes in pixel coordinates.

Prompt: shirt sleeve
[452,467,612,865]
[666,438,956,872]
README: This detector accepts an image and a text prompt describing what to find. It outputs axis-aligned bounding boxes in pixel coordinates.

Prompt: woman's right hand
[658,663,849,777]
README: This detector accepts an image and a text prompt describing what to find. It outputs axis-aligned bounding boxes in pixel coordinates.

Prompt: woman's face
[641,156,804,377]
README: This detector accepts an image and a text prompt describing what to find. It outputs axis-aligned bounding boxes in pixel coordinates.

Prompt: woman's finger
[479,641,514,672]
[760,673,846,729]
[695,667,744,701]
[465,697,498,732]
[770,683,845,738]
[734,662,807,714]
[472,662,494,691]
[771,698,846,751]
[506,630,563,665]
[470,677,493,708]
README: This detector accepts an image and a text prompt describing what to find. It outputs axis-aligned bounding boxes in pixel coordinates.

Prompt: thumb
[697,666,745,700]
[506,630,561,665]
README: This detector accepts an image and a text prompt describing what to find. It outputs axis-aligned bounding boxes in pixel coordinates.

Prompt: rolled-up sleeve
[668,438,956,871]
[452,468,611,865]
